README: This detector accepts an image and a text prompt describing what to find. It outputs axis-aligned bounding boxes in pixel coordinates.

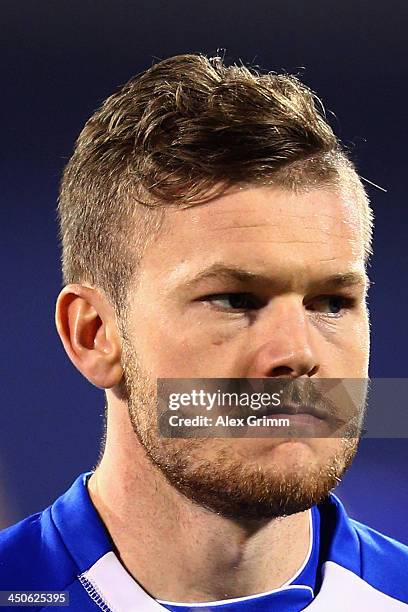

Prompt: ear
[55,284,123,389]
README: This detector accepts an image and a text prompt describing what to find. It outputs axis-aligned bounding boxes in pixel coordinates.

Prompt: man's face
[119,185,370,519]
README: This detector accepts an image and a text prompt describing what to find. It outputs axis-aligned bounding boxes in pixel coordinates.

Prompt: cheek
[327,314,370,377]
[132,311,234,377]
[349,309,370,355]
[150,318,251,378]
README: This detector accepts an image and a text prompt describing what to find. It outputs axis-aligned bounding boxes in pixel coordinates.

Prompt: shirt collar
[50,472,356,611]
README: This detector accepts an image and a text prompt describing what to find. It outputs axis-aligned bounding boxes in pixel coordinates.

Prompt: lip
[267,412,323,426]
[273,403,328,420]
[225,402,330,425]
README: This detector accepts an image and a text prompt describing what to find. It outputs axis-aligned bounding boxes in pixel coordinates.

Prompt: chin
[228,436,343,466]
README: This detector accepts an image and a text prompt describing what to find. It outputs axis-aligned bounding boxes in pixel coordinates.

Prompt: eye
[307,295,355,316]
[201,293,260,311]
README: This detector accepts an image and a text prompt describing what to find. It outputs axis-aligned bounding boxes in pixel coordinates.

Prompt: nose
[246,296,319,378]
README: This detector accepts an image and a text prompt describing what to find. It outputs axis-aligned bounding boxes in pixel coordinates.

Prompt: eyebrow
[180,263,369,292]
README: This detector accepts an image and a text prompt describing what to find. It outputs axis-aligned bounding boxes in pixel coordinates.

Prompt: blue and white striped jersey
[0,472,408,611]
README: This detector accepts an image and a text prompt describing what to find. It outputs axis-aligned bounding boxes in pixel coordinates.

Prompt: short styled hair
[57,53,372,319]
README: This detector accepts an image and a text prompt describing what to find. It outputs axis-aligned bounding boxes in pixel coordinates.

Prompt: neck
[87,398,311,603]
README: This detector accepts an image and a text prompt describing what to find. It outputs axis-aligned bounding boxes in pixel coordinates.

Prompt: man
[0,54,407,611]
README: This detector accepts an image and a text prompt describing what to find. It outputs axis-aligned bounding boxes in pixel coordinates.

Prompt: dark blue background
[1,1,407,540]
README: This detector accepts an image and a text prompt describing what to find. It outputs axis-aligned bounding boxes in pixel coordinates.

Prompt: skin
[55,185,370,602]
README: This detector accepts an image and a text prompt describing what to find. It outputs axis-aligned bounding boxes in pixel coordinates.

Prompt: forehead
[140,186,365,283]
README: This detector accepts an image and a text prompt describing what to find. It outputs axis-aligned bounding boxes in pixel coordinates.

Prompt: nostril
[271,366,293,377]
[269,364,319,378]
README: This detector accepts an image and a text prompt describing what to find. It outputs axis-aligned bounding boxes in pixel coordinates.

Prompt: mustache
[156,377,368,438]
[221,378,364,429]
[223,379,327,417]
